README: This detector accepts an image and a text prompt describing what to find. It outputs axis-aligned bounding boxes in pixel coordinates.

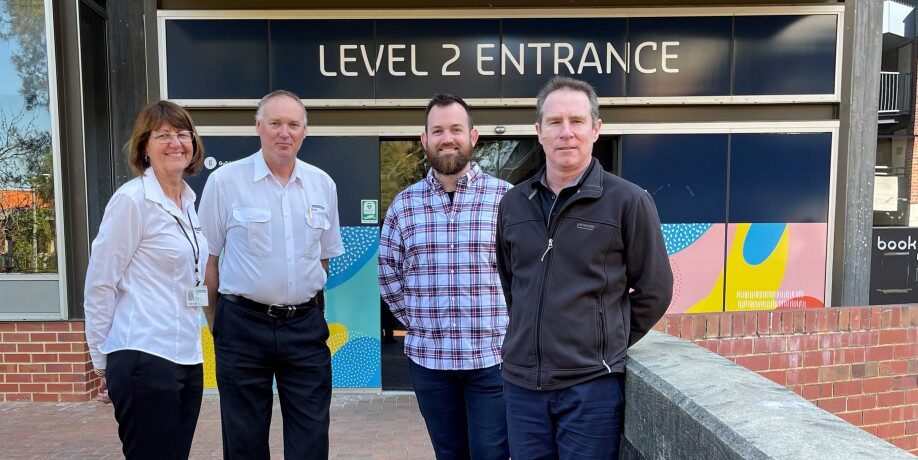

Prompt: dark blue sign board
[870,227,918,305]
[164,15,838,100]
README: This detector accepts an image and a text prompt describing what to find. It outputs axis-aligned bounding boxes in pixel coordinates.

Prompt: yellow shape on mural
[724,223,789,311]
[327,322,349,356]
[201,326,217,388]
[199,322,350,390]
[686,271,726,313]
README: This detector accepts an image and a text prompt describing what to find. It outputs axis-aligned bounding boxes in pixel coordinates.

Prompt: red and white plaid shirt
[378,163,511,370]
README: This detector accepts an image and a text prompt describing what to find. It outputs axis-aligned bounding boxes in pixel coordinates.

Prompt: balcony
[879,71,913,116]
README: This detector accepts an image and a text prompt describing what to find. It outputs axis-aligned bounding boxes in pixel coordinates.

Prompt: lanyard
[172,208,201,286]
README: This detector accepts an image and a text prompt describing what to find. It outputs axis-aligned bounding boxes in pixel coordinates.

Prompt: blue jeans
[408,360,510,460]
[504,374,625,460]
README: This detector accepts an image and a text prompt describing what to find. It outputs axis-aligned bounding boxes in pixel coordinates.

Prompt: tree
[380,141,426,219]
[0,0,54,273]
[0,0,49,110]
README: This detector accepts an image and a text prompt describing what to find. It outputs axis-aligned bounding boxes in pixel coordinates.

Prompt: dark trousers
[408,360,510,460]
[503,374,625,460]
[106,350,203,460]
[214,295,332,460]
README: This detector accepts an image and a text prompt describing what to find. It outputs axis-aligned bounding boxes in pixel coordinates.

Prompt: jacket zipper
[535,189,589,390]
[598,306,611,373]
[540,239,553,261]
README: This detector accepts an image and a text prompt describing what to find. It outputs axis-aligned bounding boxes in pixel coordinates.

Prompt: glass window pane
[379,138,546,219]
[0,0,56,274]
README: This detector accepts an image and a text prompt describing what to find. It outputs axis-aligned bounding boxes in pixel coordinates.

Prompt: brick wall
[0,308,915,453]
[653,306,917,454]
[0,322,100,402]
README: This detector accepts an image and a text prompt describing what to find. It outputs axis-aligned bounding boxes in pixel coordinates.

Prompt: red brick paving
[0,392,435,459]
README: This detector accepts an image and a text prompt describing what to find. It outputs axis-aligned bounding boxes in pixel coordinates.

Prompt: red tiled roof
[0,190,49,210]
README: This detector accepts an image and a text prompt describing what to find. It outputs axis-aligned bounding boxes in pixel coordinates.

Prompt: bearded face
[421,103,479,177]
[425,139,473,176]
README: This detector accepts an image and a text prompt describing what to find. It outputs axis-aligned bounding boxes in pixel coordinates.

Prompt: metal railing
[879,71,913,114]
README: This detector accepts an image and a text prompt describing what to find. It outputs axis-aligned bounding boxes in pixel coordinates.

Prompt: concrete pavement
[0,393,435,459]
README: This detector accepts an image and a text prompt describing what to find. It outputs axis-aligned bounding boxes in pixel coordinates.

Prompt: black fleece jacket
[496,159,673,391]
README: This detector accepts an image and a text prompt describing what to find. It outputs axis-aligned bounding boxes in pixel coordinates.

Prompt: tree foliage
[0,0,54,273]
[380,141,427,219]
[0,0,49,110]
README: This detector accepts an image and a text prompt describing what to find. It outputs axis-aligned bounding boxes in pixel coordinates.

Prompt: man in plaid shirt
[378,94,511,460]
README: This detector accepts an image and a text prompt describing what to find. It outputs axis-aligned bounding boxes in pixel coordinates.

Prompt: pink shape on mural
[667,224,726,314]
[777,223,827,308]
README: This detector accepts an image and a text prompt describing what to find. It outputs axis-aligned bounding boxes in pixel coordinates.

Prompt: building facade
[2,0,914,451]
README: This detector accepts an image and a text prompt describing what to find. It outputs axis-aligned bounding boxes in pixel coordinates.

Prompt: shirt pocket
[304,208,330,258]
[231,207,272,256]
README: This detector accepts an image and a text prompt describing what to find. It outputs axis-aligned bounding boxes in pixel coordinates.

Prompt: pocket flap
[306,210,331,230]
[232,208,271,223]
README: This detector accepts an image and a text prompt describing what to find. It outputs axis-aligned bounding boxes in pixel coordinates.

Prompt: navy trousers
[106,349,203,460]
[503,373,625,460]
[214,295,332,460]
[408,360,510,460]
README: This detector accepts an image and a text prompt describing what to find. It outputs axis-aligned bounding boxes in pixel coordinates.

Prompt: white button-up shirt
[198,151,345,305]
[84,168,208,370]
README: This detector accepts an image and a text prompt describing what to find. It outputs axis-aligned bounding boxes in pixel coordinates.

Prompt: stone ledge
[623,331,911,460]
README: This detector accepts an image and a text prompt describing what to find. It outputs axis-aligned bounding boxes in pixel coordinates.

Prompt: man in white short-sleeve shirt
[198,90,344,460]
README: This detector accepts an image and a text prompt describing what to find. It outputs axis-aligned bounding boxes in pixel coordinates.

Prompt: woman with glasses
[84,100,208,459]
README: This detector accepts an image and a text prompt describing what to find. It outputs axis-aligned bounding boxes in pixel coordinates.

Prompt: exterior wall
[652,306,917,454]
[2,307,912,454]
[0,322,99,402]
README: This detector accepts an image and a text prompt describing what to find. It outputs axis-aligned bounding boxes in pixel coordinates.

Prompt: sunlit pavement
[0,393,435,459]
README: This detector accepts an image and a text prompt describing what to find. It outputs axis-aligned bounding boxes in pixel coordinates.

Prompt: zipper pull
[602,359,612,373]
[540,238,554,261]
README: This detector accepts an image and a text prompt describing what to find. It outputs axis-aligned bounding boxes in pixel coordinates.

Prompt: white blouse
[84,168,208,370]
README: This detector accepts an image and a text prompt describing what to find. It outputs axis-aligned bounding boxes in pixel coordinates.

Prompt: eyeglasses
[151,130,194,144]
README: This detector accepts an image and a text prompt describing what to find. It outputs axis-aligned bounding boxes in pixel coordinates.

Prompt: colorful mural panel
[663,222,827,314]
[663,223,725,314]
[326,227,382,387]
[724,223,827,311]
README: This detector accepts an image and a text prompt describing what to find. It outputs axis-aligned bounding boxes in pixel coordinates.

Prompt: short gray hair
[535,76,600,124]
[255,90,307,122]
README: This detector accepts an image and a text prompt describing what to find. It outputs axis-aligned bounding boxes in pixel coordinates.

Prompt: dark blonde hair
[126,100,205,177]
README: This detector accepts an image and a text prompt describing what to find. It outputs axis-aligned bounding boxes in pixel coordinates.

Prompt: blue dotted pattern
[662,223,713,256]
[331,336,382,388]
[327,227,379,290]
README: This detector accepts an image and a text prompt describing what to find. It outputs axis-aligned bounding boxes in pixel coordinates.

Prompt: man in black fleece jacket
[495,76,673,460]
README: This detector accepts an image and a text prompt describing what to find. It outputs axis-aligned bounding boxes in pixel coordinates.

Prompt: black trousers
[214,294,332,460]
[106,350,204,460]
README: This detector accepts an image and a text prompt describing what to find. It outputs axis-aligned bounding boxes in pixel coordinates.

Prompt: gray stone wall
[622,332,911,460]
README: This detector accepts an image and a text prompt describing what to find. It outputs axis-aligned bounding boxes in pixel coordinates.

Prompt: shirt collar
[252,150,303,185]
[425,162,483,191]
[141,167,196,212]
[536,167,587,192]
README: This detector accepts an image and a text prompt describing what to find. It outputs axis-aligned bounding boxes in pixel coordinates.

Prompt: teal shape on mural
[661,223,713,255]
[331,337,382,388]
[328,227,379,290]
[326,250,380,339]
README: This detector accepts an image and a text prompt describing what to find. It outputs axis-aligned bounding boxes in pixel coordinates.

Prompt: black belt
[222,293,323,319]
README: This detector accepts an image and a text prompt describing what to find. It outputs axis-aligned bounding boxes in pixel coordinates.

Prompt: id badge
[185,286,208,308]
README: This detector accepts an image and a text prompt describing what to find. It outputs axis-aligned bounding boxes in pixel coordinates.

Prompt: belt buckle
[267,304,286,319]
